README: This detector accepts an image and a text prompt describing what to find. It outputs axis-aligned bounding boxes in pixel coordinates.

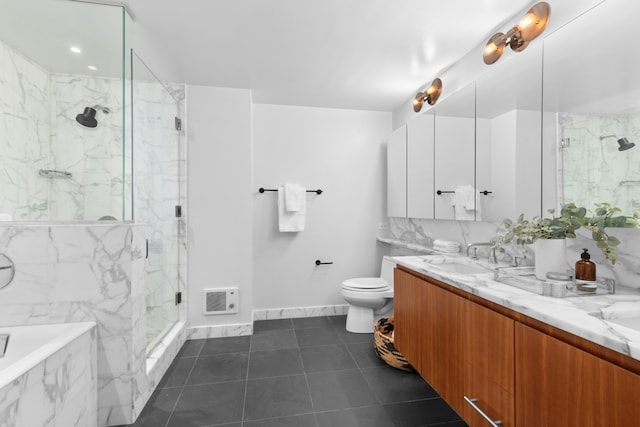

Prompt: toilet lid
[342,277,389,290]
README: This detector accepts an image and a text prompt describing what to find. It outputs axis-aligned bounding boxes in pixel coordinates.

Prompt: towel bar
[437,190,492,195]
[259,187,323,195]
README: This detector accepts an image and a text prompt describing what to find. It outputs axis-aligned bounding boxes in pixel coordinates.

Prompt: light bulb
[518,12,536,31]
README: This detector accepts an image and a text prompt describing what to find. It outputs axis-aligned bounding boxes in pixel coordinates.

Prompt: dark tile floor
[124,315,468,427]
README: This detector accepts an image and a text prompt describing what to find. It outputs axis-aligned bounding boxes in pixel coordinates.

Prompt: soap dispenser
[575,248,596,282]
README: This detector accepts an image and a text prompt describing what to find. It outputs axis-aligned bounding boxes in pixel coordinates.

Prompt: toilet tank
[380,256,397,289]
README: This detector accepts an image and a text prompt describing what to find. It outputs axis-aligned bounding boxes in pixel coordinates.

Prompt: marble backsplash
[388,217,640,289]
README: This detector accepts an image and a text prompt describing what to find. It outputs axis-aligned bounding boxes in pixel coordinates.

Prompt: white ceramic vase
[534,239,567,280]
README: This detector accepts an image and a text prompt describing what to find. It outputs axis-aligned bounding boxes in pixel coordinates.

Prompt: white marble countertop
[393,254,640,361]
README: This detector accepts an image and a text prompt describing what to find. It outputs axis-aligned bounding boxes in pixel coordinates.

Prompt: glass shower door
[131,52,181,354]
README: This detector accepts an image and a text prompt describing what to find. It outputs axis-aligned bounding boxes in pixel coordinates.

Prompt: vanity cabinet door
[394,269,465,413]
[463,300,515,427]
[515,323,640,427]
[394,268,428,375]
[387,125,407,217]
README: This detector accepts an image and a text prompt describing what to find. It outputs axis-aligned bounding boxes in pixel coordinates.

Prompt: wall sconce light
[483,2,551,65]
[412,78,443,112]
[600,135,636,151]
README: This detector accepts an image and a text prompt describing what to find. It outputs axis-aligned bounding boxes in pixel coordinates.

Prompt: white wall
[252,104,391,310]
[186,85,253,326]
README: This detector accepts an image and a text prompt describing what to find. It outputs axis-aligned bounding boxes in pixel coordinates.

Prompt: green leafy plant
[495,202,638,264]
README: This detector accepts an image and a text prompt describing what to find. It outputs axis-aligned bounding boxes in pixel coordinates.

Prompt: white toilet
[341,256,396,333]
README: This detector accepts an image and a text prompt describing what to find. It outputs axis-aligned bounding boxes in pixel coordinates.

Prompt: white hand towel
[0,213,13,221]
[453,185,480,220]
[278,187,306,232]
[284,183,305,212]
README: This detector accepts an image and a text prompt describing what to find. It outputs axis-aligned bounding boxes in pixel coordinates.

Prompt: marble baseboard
[252,305,349,321]
[187,323,253,340]
[185,305,349,341]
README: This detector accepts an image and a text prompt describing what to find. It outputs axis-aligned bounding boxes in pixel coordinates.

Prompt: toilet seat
[342,285,391,292]
[342,277,389,290]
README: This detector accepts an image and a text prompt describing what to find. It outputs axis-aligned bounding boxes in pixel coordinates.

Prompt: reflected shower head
[75,105,110,128]
[617,137,636,151]
[599,135,636,152]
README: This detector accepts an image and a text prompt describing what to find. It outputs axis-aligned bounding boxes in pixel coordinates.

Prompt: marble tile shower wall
[0,38,124,221]
[49,74,124,221]
[0,40,51,220]
[389,217,640,290]
[0,223,147,426]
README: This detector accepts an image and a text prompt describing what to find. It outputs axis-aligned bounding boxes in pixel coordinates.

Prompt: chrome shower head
[617,137,636,151]
[75,105,110,128]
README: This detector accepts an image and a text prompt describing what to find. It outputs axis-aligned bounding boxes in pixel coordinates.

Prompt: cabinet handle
[464,396,502,427]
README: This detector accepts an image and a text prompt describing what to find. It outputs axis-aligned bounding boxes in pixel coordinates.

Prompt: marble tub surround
[394,253,640,361]
[0,223,147,426]
[0,322,97,427]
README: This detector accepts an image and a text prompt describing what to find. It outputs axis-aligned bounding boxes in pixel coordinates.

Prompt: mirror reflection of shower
[599,134,636,151]
[75,105,111,128]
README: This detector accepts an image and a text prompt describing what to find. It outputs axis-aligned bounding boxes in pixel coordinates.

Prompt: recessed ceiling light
[87,65,98,71]
[69,46,81,54]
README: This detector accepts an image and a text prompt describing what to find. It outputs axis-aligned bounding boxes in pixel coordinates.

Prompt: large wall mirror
[543,0,640,217]
[433,82,476,220]
[476,43,543,222]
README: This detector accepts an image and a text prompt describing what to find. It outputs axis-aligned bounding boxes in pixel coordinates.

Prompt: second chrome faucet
[466,242,498,264]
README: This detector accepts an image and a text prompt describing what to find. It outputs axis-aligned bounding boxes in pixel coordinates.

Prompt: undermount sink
[430,262,490,275]
[418,256,490,275]
[589,305,640,331]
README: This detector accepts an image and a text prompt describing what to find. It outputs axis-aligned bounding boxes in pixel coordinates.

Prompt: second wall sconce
[483,2,551,65]
[412,78,443,112]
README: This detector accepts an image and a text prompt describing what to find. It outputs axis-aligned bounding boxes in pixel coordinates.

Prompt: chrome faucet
[466,242,498,264]
[0,334,9,358]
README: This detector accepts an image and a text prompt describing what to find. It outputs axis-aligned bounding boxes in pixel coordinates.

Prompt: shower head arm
[92,105,111,114]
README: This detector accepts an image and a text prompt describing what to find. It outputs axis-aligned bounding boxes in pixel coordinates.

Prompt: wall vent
[203,288,238,315]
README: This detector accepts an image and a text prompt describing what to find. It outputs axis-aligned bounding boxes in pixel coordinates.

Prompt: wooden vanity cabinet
[515,323,640,427]
[395,265,640,427]
[463,300,515,426]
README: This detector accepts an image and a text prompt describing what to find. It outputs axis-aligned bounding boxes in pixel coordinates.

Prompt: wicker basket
[373,316,413,372]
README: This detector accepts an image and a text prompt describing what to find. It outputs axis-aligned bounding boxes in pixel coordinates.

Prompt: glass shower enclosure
[131,52,181,353]
[0,0,182,354]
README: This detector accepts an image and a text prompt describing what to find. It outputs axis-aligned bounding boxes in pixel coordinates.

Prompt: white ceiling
[123,0,535,111]
[0,0,538,112]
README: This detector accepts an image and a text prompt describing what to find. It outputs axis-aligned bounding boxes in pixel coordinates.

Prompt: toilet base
[345,304,393,333]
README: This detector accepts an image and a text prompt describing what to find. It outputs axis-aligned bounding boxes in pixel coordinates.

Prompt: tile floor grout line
[240,329,256,425]
[163,348,201,427]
